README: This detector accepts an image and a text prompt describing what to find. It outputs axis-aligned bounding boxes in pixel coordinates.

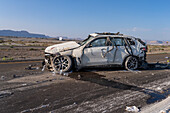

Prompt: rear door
[108,37,128,64]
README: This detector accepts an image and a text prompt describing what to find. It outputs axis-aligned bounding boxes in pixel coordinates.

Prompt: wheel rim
[53,56,69,71]
[127,57,138,70]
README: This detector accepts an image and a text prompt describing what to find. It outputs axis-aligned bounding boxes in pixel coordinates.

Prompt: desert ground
[0,36,170,61]
[0,36,170,113]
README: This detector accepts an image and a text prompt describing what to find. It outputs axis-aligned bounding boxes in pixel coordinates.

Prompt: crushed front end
[42,52,54,71]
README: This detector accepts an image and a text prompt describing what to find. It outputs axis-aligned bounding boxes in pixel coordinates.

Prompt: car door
[81,37,109,66]
[108,37,128,64]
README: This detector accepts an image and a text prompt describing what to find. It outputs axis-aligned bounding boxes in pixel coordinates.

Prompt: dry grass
[0,36,65,47]
[147,45,170,54]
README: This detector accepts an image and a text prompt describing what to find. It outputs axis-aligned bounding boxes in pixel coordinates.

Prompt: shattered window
[90,38,106,47]
[137,38,145,46]
[127,38,135,45]
[79,36,94,46]
[110,38,125,46]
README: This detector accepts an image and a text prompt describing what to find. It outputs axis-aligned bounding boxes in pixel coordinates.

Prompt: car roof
[89,32,136,39]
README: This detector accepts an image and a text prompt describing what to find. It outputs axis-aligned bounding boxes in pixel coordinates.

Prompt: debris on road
[13,74,17,78]
[13,74,23,78]
[63,73,69,76]
[22,83,27,86]
[42,65,46,71]
[25,65,40,70]
[20,104,50,113]
[159,109,170,113]
[52,71,56,76]
[59,70,63,75]
[147,62,170,70]
[159,107,170,113]
[63,71,72,76]
[25,65,33,70]
[51,70,72,77]
[59,77,64,80]
[165,56,170,65]
[156,87,164,93]
[0,91,13,98]
[156,87,162,91]
[77,75,81,79]
[125,106,140,112]
[36,67,39,70]
[1,76,5,80]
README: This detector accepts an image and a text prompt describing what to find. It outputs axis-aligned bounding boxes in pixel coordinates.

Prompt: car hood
[45,41,80,54]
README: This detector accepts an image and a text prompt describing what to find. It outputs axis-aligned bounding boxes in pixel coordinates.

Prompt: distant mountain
[0,30,50,38]
[145,40,170,45]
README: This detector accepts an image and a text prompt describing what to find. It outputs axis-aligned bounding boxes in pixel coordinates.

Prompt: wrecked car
[44,32,147,72]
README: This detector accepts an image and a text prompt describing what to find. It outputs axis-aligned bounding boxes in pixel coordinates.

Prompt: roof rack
[95,32,123,35]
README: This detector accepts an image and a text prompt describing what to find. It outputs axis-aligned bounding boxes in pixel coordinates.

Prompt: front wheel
[52,55,72,73]
[125,56,138,70]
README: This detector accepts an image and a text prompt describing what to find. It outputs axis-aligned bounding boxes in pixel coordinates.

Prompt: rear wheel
[53,55,72,72]
[125,56,138,70]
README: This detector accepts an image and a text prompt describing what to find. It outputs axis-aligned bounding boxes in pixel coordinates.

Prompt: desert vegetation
[147,45,170,54]
[0,36,169,61]
[0,36,66,60]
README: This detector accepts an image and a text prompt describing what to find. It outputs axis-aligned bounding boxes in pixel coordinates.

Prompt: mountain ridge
[0,30,169,45]
[144,40,170,45]
[0,30,50,38]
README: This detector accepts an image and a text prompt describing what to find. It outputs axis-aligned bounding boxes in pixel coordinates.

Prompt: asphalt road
[0,53,170,113]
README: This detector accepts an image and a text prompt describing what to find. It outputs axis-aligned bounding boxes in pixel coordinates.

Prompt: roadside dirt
[0,54,170,113]
[0,46,45,60]
[0,44,169,61]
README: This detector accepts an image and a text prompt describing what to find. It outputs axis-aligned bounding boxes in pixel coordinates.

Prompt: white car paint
[44,32,147,71]
[45,41,80,54]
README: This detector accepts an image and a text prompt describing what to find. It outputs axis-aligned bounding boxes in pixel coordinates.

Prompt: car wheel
[125,56,138,70]
[53,55,72,72]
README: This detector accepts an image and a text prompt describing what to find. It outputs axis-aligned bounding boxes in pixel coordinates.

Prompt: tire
[125,56,138,70]
[52,55,72,72]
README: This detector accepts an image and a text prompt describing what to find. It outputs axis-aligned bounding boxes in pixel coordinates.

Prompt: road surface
[0,53,170,113]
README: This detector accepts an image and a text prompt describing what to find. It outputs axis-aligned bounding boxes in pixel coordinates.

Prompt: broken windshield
[79,36,94,46]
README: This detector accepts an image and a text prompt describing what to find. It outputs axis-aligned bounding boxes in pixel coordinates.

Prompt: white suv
[44,32,147,72]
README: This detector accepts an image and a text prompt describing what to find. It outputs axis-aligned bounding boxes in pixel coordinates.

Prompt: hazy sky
[0,0,170,40]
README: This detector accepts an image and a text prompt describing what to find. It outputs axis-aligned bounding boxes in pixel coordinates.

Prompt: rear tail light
[140,47,147,51]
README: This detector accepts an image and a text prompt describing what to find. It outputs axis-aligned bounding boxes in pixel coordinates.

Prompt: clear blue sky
[0,0,170,40]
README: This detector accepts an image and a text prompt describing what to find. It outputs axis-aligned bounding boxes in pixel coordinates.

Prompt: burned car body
[44,32,147,72]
